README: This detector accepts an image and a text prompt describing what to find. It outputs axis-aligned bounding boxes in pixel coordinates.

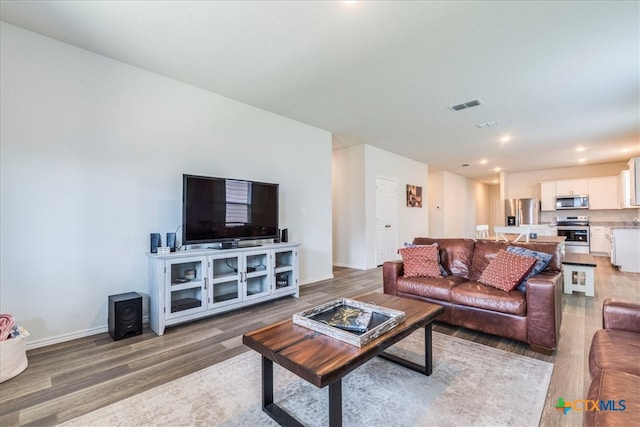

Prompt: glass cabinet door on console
[165,256,207,320]
[148,242,301,336]
[243,250,272,301]
[273,248,299,296]
[209,253,242,308]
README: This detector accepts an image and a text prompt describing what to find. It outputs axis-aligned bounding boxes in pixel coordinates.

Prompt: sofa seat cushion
[450,282,527,316]
[589,329,640,379]
[397,275,468,302]
[585,369,640,427]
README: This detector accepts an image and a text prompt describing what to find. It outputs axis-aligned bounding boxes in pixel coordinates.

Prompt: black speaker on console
[281,228,288,243]
[166,232,176,252]
[150,233,161,253]
[108,292,143,341]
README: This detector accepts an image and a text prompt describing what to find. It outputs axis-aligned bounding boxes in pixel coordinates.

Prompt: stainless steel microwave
[555,195,589,210]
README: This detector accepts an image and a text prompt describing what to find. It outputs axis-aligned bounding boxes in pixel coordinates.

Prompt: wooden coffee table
[242,292,444,426]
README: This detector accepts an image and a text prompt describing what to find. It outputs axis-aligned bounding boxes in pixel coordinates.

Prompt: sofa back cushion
[470,240,562,281]
[412,238,476,279]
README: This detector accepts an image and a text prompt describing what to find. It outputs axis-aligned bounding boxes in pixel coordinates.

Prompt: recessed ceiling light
[494,167,501,172]
[578,158,587,163]
[493,179,499,184]
[576,146,586,152]
[480,159,488,165]
[622,148,630,153]
[500,135,511,143]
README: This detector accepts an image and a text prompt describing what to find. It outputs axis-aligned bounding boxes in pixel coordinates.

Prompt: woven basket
[0,335,28,383]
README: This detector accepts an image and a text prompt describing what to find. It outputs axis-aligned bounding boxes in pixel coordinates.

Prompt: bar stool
[475,224,489,239]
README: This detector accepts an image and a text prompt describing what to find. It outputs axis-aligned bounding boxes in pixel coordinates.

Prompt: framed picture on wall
[406,185,422,207]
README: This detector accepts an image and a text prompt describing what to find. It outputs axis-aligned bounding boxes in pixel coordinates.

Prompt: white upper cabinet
[629,157,640,206]
[588,176,619,210]
[619,170,632,208]
[541,175,628,211]
[555,179,589,196]
[540,181,557,211]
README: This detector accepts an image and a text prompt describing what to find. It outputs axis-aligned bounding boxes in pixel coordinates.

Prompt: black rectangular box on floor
[108,292,143,341]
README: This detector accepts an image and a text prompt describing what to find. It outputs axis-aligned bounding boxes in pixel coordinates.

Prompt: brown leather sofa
[585,298,640,426]
[383,237,563,354]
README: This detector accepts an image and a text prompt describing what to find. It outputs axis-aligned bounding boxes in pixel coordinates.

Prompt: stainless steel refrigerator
[505,198,540,226]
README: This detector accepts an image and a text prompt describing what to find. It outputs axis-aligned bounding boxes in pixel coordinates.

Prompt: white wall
[332,145,366,269]
[470,179,490,230]
[428,171,489,238]
[428,172,445,237]
[364,145,429,268]
[332,144,428,269]
[0,23,333,347]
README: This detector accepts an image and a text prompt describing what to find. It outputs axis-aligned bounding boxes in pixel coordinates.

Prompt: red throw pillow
[399,246,443,278]
[478,249,537,291]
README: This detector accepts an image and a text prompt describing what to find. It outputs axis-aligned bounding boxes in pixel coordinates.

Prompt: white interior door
[376,177,399,266]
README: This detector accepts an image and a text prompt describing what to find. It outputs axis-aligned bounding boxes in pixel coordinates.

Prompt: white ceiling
[1,1,638,183]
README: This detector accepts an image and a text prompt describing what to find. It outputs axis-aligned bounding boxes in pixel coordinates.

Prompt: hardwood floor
[1,258,637,426]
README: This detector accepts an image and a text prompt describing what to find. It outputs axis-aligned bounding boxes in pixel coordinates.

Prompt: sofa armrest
[383,260,404,296]
[526,271,563,352]
[602,298,640,333]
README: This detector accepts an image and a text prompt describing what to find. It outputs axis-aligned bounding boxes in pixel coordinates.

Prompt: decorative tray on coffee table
[293,298,406,347]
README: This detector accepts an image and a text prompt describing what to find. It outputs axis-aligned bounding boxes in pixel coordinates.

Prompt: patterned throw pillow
[478,249,537,292]
[399,246,443,278]
[403,242,448,277]
[506,246,553,291]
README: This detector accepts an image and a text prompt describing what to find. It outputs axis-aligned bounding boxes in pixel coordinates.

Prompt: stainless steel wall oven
[556,216,590,254]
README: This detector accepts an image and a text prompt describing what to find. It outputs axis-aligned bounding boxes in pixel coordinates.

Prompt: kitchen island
[611,228,640,273]
[482,235,566,255]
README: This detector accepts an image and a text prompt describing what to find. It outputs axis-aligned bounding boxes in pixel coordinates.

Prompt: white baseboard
[299,274,334,286]
[26,316,150,350]
[27,271,349,350]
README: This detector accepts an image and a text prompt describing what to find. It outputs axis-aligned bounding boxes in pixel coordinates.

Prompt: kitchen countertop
[484,236,566,244]
[590,221,640,229]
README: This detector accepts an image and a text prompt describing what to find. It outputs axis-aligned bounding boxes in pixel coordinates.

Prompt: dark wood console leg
[329,379,343,427]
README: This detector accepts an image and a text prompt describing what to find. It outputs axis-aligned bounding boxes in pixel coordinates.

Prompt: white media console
[147,242,300,335]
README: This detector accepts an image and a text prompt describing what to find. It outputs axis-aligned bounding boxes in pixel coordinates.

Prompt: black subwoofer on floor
[108,292,143,341]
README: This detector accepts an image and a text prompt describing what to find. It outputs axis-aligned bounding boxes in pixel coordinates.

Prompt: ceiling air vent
[449,99,483,112]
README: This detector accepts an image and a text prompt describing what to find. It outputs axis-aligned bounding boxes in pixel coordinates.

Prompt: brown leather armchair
[585,298,640,426]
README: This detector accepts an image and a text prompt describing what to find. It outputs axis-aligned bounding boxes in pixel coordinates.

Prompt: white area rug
[61,330,553,426]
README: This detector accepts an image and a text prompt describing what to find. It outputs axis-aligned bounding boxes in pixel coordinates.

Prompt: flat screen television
[182,174,278,245]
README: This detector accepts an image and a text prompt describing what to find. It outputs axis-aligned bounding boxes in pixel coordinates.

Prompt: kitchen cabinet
[540,181,557,211]
[590,226,607,254]
[629,158,640,206]
[588,176,619,210]
[556,179,589,196]
[618,170,632,208]
[611,229,640,273]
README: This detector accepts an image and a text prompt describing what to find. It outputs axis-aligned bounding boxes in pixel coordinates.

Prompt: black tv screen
[182,174,278,245]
